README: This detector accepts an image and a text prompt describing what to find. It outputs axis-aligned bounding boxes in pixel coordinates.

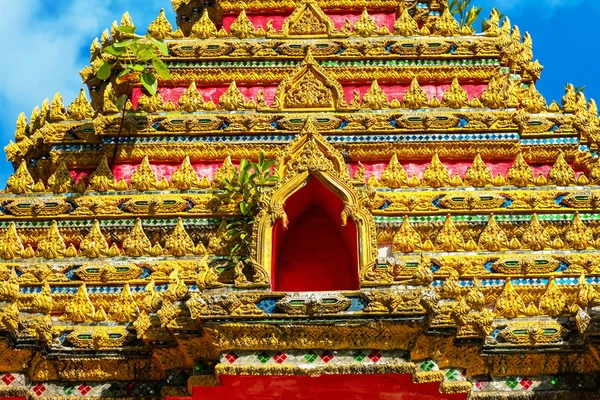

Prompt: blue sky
[0,0,598,185]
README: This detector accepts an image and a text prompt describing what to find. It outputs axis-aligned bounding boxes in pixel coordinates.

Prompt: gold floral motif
[14,112,28,141]
[361,80,389,110]
[281,0,335,36]
[88,155,116,192]
[37,221,67,259]
[47,160,74,193]
[147,9,173,39]
[133,311,151,338]
[422,154,450,187]
[538,278,566,317]
[520,83,546,113]
[506,152,533,186]
[435,215,464,252]
[171,155,201,190]
[521,214,551,251]
[394,9,419,36]
[67,89,94,120]
[142,280,162,313]
[433,8,459,36]
[565,212,594,250]
[164,218,195,256]
[401,78,428,110]
[137,92,165,113]
[230,9,255,38]
[562,84,577,113]
[0,223,24,260]
[380,153,408,188]
[129,155,158,191]
[393,216,422,253]
[178,81,205,112]
[123,219,152,257]
[79,220,109,258]
[218,81,246,111]
[547,152,576,186]
[495,279,526,319]
[442,78,468,108]
[213,155,237,189]
[63,284,95,322]
[464,154,492,187]
[49,93,67,122]
[5,160,34,194]
[478,214,508,251]
[108,283,139,322]
[284,70,334,109]
[0,268,19,301]
[352,8,378,37]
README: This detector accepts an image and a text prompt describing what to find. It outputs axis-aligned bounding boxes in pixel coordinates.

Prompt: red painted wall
[181,374,468,399]
[272,177,360,292]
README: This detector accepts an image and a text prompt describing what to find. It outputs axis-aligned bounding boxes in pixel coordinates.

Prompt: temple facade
[2,0,600,398]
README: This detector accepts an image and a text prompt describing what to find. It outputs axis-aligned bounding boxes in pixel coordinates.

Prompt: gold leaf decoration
[478,214,508,251]
[442,78,468,109]
[164,218,195,257]
[6,160,34,194]
[394,9,418,36]
[565,212,594,250]
[435,215,465,252]
[64,284,95,322]
[129,155,158,191]
[178,81,205,112]
[521,214,551,251]
[495,279,525,319]
[506,153,533,187]
[229,9,255,38]
[213,155,237,188]
[49,93,67,122]
[361,80,389,110]
[433,8,459,36]
[464,154,492,187]
[401,78,428,110]
[67,89,95,120]
[147,9,174,39]
[47,161,74,194]
[191,9,218,38]
[109,284,140,323]
[0,223,24,260]
[123,219,152,257]
[89,155,116,192]
[37,221,67,259]
[80,220,109,258]
[393,216,421,253]
[352,8,378,37]
[547,152,575,186]
[171,155,200,190]
[219,81,246,111]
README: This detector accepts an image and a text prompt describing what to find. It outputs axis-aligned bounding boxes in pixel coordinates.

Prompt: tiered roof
[1,0,600,398]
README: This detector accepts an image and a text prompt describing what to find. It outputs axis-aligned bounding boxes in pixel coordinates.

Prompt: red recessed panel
[181,374,467,400]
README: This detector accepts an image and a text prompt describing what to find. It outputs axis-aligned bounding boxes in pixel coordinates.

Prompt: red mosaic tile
[32,384,47,396]
[519,378,534,390]
[2,373,15,385]
[273,352,288,364]
[368,351,382,363]
[224,351,239,364]
[320,351,334,363]
[78,384,92,395]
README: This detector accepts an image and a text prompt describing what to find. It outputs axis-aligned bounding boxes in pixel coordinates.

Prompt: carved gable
[281,0,336,36]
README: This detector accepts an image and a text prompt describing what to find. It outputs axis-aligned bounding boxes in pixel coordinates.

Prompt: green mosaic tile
[63,385,76,396]
[304,351,318,364]
[353,351,367,362]
[505,377,519,389]
[445,369,461,382]
[420,360,435,372]
[257,351,271,364]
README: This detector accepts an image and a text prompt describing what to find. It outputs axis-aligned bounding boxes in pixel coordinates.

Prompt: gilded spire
[361,80,389,110]
[422,154,450,187]
[47,161,74,193]
[67,89,95,120]
[352,8,378,37]
[565,212,594,250]
[213,156,237,188]
[394,9,418,36]
[178,81,205,112]
[230,9,255,38]
[123,219,152,257]
[219,81,246,111]
[521,214,551,251]
[464,154,492,187]
[109,284,140,323]
[435,215,465,252]
[506,153,534,186]
[478,215,508,251]
[14,112,28,141]
[49,93,67,122]
[164,218,195,257]
[0,223,24,260]
[148,9,173,39]
[6,160,34,194]
[562,84,577,113]
[547,152,576,186]
[393,216,422,253]
[483,8,501,36]
[89,155,116,192]
[380,153,408,188]
[402,78,428,109]
[80,220,109,258]
[442,78,468,108]
[40,99,50,122]
[129,156,158,191]
[171,156,200,190]
[64,284,95,322]
[37,221,67,259]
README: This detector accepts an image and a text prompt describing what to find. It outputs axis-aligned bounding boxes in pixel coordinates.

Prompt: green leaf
[103,45,126,56]
[141,72,158,95]
[131,64,145,72]
[113,39,135,49]
[117,25,137,34]
[150,37,169,56]
[240,202,249,215]
[116,94,128,112]
[118,68,132,78]
[136,43,155,61]
[152,58,171,80]
[97,61,112,80]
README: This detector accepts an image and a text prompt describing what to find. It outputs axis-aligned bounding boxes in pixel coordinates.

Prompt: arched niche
[250,118,377,289]
[272,177,359,291]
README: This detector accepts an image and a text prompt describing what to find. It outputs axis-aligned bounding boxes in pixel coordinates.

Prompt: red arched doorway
[272,177,360,292]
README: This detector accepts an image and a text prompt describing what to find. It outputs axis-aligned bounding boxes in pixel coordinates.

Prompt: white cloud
[0,0,173,182]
